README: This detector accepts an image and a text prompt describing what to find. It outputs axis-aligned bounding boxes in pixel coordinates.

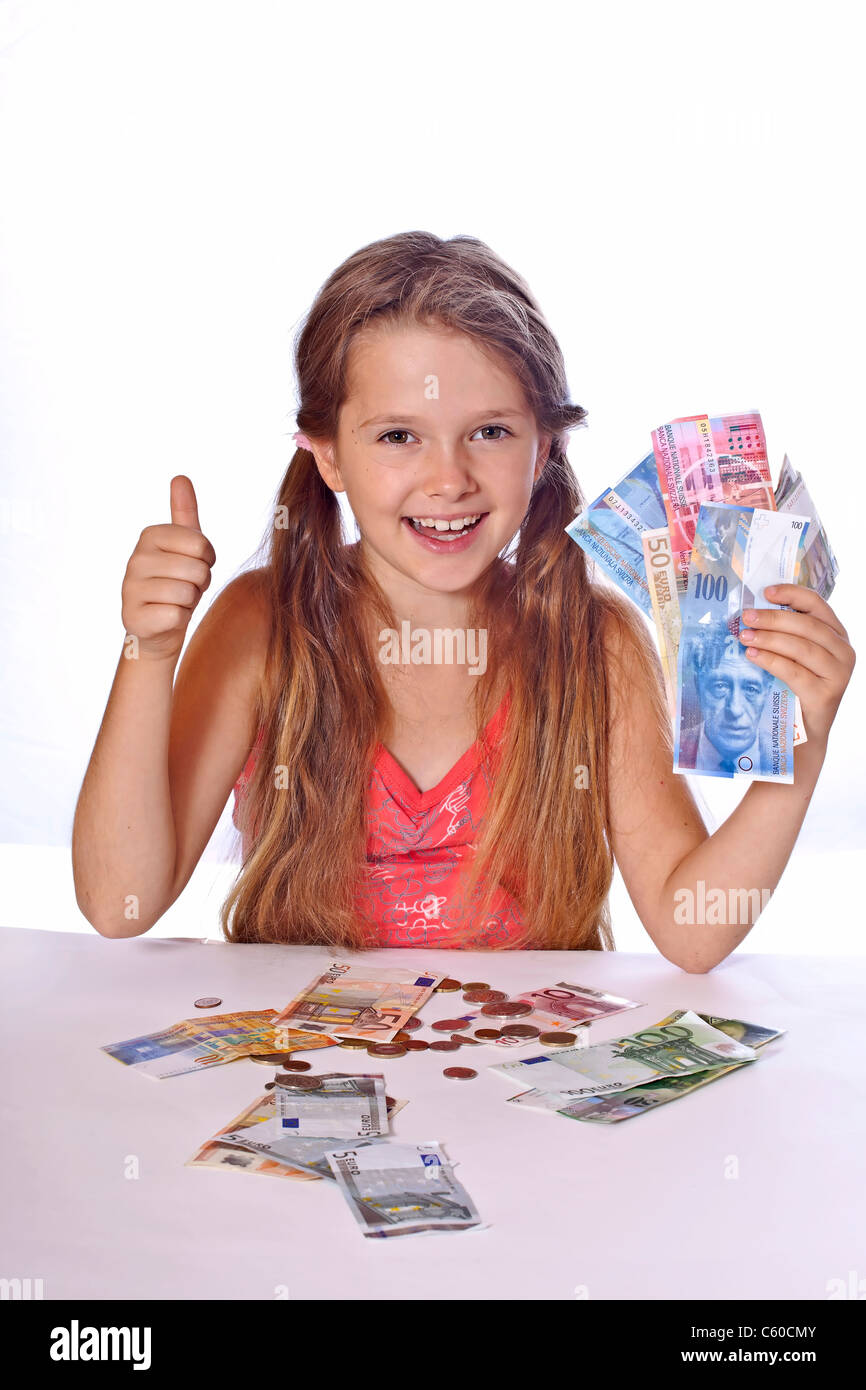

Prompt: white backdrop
[1,0,863,949]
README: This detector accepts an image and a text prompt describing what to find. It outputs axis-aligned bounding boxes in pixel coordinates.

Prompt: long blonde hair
[221,230,669,950]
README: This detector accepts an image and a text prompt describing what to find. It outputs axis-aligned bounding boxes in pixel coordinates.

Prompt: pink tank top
[231,690,527,948]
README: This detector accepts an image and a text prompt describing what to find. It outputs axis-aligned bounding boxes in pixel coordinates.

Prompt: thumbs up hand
[121,476,217,661]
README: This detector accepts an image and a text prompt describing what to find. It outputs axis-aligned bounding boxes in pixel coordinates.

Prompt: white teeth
[409,514,482,531]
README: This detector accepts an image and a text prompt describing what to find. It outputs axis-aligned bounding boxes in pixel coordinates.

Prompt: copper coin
[473,1028,502,1041]
[498,1024,540,1040]
[385,1095,395,1109]
[435,978,462,992]
[461,982,490,992]
[393,1030,412,1044]
[249,1053,294,1066]
[337,1038,370,1049]
[538,1031,579,1046]
[430,1039,461,1052]
[404,1039,429,1051]
[463,988,508,1004]
[431,1018,470,1032]
[367,1042,408,1058]
[401,1017,424,1033]
[280,1059,312,1071]
[194,997,222,1009]
[443,1067,478,1080]
[274,1073,322,1089]
[480,1000,532,1019]
[451,1033,483,1046]
[264,1081,276,1090]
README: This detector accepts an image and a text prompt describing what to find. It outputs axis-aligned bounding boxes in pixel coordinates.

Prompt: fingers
[740,604,853,667]
[170,475,202,533]
[738,626,839,682]
[760,583,849,642]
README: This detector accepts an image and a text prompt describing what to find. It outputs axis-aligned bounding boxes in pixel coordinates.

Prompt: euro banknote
[564,451,668,615]
[186,1087,407,1181]
[506,1013,785,1123]
[651,411,775,591]
[674,503,810,781]
[641,526,682,720]
[270,1071,388,1139]
[275,961,443,1041]
[490,1009,758,1101]
[100,1011,333,1079]
[775,454,839,600]
[326,1141,483,1238]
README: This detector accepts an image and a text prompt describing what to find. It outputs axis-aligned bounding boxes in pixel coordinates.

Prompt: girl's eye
[376,425,512,447]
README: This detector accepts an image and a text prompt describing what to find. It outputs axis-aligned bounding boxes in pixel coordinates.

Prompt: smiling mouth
[403,513,488,540]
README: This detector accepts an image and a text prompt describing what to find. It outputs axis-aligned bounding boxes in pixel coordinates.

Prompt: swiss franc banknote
[275,962,442,1041]
[508,1013,785,1123]
[674,503,810,782]
[490,1009,757,1101]
[775,454,839,600]
[326,1142,483,1238]
[100,1011,332,1079]
[564,451,667,615]
[651,412,775,591]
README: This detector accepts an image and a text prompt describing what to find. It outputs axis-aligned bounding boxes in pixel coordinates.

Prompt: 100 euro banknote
[490,1009,758,1101]
[508,1013,785,1123]
[674,503,810,781]
[275,962,443,1041]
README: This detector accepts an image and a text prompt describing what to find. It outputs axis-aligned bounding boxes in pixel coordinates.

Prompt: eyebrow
[359,408,527,429]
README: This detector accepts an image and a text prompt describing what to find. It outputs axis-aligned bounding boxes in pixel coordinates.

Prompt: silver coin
[194,997,222,1009]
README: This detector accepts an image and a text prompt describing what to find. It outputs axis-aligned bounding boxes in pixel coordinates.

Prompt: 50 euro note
[326,1142,484,1238]
[275,961,443,1042]
[564,451,668,615]
[651,411,776,592]
[490,1008,758,1101]
[674,503,810,781]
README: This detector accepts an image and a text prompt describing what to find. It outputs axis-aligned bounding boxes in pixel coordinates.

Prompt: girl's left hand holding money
[739,584,856,745]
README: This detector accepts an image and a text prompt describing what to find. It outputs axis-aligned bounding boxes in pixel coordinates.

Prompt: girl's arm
[605,584,855,972]
[72,478,269,937]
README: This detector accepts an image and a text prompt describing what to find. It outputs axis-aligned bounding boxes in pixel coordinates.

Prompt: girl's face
[312,320,551,605]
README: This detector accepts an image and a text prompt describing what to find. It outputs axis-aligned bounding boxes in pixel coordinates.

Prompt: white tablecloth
[2,925,862,1300]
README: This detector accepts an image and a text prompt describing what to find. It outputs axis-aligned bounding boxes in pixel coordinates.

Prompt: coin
[430,1039,461,1052]
[431,1018,469,1032]
[393,1030,412,1044]
[274,1073,321,1090]
[538,1031,578,1046]
[498,1024,540,1040]
[401,1017,424,1032]
[194,997,222,1009]
[280,1059,311,1071]
[367,1043,408,1058]
[337,1038,370,1049]
[463,988,507,1004]
[451,1033,483,1046]
[249,1053,293,1066]
[473,1028,502,1041]
[264,1081,276,1090]
[404,1039,429,1051]
[461,982,490,992]
[480,1000,532,1018]
[443,1067,478,1080]
[385,1096,395,1109]
[435,978,462,992]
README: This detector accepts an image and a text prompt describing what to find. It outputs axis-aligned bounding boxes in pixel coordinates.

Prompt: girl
[72,231,855,969]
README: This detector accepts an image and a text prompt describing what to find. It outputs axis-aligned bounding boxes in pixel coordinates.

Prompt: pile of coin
[248,980,578,1084]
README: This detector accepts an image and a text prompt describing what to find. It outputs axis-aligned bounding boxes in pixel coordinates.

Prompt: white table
[2,925,862,1300]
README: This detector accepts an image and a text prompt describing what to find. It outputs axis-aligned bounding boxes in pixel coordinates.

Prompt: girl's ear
[311,440,345,494]
[533,431,554,483]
